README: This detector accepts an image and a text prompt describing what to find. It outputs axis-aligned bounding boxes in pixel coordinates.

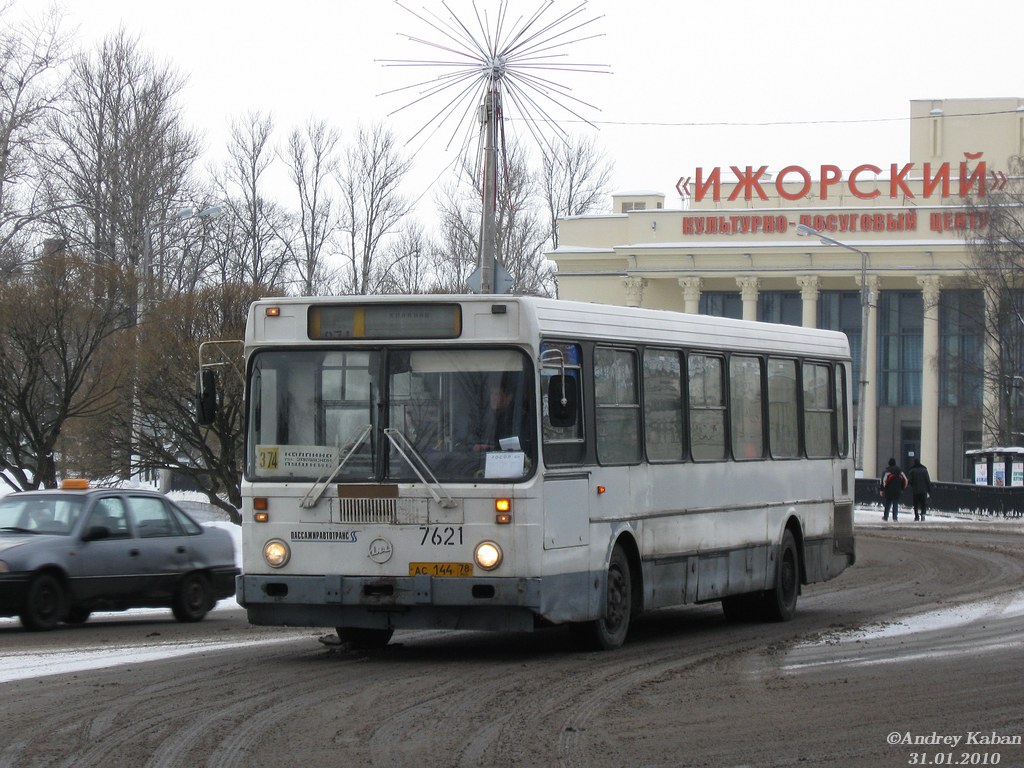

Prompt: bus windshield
[247,348,535,483]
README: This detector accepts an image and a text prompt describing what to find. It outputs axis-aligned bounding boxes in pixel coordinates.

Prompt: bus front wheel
[762,529,800,621]
[571,545,632,651]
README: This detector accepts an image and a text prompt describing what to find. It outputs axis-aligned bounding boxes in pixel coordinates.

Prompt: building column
[678,277,703,314]
[737,277,759,322]
[982,284,1001,448]
[796,275,820,328]
[917,275,941,475]
[623,277,646,308]
[859,275,880,476]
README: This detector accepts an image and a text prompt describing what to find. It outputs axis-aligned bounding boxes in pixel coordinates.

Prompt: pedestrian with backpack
[880,457,908,522]
[907,459,932,521]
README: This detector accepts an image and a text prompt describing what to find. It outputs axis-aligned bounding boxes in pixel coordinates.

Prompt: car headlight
[474,541,502,571]
[263,539,290,568]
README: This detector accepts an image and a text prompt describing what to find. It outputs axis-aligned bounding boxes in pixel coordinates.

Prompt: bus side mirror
[547,375,578,428]
[196,369,218,426]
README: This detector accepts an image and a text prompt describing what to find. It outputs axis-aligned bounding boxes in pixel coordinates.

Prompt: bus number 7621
[419,526,463,546]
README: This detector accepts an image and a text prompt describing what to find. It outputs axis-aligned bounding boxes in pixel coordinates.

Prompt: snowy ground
[2,504,1024,683]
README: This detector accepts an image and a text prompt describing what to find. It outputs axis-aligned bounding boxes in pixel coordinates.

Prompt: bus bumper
[237,573,551,632]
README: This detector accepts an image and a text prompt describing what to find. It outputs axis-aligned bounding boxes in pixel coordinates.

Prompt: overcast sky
[24,0,1024,213]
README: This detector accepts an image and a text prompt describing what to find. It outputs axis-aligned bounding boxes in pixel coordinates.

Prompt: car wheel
[172,573,212,622]
[20,573,67,631]
[335,627,395,650]
[65,605,92,625]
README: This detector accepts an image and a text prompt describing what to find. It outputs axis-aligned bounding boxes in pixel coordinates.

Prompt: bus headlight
[264,539,290,568]
[474,541,502,571]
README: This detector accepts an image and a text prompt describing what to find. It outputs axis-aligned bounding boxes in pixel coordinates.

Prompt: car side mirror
[547,375,578,428]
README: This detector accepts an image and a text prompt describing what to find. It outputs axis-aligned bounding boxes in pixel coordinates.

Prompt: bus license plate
[409,562,473,577]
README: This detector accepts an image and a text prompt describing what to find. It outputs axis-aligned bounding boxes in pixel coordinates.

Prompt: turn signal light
[254,511,270,523]
[266,306,281,317]
[495,498,512,524]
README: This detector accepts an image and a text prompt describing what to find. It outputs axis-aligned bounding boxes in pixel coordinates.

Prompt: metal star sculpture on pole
[381,1,607,293]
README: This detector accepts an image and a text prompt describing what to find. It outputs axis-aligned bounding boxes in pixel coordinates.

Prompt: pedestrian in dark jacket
[880,458,908,522]
[907,459,932,521]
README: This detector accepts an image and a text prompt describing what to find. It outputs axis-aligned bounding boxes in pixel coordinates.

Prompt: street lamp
[797,223,871,477]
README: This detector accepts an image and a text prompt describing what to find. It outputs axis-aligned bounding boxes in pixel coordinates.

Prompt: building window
[878,291,923,407]
[758,291,802,326]
[699,292,742,319]
[819,291,862,404]
[939,289,983,408]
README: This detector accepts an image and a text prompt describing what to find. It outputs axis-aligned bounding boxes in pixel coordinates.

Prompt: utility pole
[478,78,500,294]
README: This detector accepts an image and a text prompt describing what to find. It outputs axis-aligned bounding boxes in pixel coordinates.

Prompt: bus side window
[768,358,799,458]
[835,363,850,458]
[547,375,578,427]
[541,342,585,465]
[595,346,641,465]
[688,353,726,461]
[643,348,685,462]
[803,361,834,458]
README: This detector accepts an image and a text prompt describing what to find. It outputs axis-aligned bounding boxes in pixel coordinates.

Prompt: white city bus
[216,295,855,650]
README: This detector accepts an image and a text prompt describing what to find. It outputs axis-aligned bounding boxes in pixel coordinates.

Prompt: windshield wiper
[299,424,373,509]
[384,428,457,509]
[1,526,34,533]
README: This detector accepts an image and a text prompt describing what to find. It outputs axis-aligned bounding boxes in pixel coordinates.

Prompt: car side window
[90,498,130,539]
[170,506,204,535]
[127,497,181,538]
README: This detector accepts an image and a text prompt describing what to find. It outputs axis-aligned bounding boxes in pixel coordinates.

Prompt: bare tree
[0,2,68,274]
[127,283,264,521]
[431,178,478,293]
[495,143,553,296]
[434,143,553,296]
[378,221,436,294]
[211,111,291,290]
[965,155,1024,444]
[337,123,413,294]
[282,117,342,295]
[0,247,133,490]
[539,133,613,250]
[43,27,200,311]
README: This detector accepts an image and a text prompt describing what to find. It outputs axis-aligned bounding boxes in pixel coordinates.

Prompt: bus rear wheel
[762,529,800,622]
[571,545,632,651]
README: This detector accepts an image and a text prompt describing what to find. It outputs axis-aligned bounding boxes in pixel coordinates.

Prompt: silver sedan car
[0,481,238,630]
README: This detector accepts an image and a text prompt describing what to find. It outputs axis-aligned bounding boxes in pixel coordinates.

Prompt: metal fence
[855,478,1024,517]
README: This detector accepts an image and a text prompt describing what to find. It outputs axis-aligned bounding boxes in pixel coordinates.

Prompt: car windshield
[0,495,86,535]
[247,347,535,483]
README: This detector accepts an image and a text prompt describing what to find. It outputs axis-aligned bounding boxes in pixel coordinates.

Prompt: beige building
[549,98,1024,482]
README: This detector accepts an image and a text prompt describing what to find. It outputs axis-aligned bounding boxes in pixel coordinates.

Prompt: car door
[71,496,142,604]
[125,495,193,600]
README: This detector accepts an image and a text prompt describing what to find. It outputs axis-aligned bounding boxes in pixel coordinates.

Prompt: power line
[514,108,1024,129]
